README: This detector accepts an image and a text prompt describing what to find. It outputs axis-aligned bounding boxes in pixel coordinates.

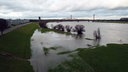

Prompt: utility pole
[93,14,95,21]
[70,15,72,19]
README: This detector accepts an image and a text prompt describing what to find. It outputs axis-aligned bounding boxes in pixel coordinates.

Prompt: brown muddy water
[30,21,128,72]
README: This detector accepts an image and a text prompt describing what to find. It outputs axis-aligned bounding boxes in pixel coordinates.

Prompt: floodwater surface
[30,21,128,72]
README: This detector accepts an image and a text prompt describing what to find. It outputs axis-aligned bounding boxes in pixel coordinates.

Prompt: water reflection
[93,39,101,47]
[72,34,85,39]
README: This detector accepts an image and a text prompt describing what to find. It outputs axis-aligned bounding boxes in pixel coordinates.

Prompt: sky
[0,0,128,19]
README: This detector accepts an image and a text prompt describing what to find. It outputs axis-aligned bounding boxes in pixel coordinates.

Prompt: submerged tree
[93,28,101,40]
[65,25,72,32]
[53,24,64,31]
[73,25,85,34]
[39,21,48,28]
[38,17,48,28]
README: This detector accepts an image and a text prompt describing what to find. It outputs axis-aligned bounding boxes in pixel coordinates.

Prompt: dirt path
[0,51,28,61]
[0,22,31,36]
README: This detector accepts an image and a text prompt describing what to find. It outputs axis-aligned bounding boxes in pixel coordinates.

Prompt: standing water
[30,21,128,72]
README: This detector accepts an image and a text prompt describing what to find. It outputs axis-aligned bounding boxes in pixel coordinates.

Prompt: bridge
[30,19,128,23]
[30,19,90,23]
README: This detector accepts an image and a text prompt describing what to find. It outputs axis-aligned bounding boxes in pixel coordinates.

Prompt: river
[30,21,128,72]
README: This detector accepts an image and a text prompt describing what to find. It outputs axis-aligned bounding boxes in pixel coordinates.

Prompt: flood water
[30,21,128,72]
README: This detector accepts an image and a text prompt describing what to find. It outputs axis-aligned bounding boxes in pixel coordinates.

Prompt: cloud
[0,0,128,19]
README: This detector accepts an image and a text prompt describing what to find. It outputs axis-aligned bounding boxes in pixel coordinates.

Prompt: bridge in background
[30,19,128,23]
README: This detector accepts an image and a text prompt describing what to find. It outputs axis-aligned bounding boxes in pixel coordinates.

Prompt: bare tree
[73,25,85,34]
[0,19,8,35]
[53,24,64,31]
[65,25,72,32]
[38,17,48,28]
[93,28,101,40]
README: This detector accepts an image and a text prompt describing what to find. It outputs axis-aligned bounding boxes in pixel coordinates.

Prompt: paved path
[0,22,31,36]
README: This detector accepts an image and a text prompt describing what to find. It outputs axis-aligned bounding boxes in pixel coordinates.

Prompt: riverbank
[49,44,128,72]
[0,23,38,72]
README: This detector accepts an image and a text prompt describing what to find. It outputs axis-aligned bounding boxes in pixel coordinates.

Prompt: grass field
[0,23,38,72]
[0,23,38,59]
[49,44,128,72]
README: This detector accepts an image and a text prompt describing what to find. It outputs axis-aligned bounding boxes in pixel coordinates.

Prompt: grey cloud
[0,0,128,19]
[110,7,128,10]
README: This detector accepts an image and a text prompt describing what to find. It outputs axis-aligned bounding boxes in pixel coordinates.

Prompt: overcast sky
[0,0,128,19]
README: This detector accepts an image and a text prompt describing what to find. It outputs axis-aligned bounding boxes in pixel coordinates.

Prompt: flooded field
[30,21,128,72]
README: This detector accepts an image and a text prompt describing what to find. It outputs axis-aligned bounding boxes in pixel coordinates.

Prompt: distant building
[7,19,29,26]
[120,18,128,20]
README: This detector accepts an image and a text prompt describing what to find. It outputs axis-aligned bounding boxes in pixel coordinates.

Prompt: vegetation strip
[49,44,128,72]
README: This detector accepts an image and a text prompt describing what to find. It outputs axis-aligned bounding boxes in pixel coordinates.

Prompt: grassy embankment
[49,44,128,72]
[0,23,38,72]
